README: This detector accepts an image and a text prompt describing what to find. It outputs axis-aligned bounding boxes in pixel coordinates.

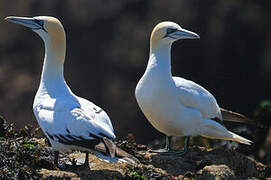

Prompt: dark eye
[167,28,177,34]
[33,19,47,32]
[33,19,44,27]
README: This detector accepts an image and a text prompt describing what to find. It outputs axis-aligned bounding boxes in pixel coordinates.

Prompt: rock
[198,164,235,180]
[0,118,270,179]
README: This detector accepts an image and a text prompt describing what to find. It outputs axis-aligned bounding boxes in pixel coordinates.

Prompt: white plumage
[135,21,252,146]
[33,89,115,152]
[5,16,124,168]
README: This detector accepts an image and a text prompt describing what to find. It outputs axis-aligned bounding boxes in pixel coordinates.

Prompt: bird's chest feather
[136,77,178,115]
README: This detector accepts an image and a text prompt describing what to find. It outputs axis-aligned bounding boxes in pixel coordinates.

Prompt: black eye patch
[33,19,44,27]
[32,19,47,32]
[166,28,178,34]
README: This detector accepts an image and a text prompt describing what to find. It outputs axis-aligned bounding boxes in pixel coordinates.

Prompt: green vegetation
[129,171,148,180]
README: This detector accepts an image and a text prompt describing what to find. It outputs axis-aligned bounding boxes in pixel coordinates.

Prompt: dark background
[0,0,270,145]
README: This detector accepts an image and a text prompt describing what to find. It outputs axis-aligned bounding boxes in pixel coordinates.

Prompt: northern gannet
[135,21,252,155]
[5,16,137,169]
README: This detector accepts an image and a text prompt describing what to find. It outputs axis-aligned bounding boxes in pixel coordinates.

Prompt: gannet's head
[5,16,66,60]
[5,16,65,42]
[150,21,199,49]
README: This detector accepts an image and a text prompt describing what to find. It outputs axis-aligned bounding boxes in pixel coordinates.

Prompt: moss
[23,143,36,149]
[129,171,148,180]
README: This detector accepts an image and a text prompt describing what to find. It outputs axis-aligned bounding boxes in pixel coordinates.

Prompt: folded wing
[35,100,116,157]
[173,76,221,120]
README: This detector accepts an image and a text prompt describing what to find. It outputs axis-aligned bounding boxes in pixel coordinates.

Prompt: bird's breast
[135,73,175,104]
[136,77,180,122]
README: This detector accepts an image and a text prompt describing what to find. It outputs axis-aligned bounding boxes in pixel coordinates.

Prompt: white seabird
[135,21,252,155]
[5,16,137,169]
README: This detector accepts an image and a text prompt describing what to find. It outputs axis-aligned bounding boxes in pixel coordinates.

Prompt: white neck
[146,42,172,78]
[38,38,69,96]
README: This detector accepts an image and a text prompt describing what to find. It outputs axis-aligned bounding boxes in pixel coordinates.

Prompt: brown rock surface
[35,147,270,179]
[0,118,270,179]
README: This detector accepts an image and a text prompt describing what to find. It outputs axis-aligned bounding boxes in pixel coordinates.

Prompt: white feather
[28,17,116,152]
[135,21,252,145]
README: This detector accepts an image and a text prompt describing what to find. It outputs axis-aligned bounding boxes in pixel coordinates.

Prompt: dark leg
[152,136,191,156]
[81,152,89,168]
[174,136,190,156]
[54,151,67,170]
[165,136,171,151]
[150,136,172,153]
[71,152,89,169]
[54,151,89,170]
[54,151,59,166]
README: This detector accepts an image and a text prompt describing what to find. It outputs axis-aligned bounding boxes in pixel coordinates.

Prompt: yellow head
[150,21,200,50]
[5,16,66,61]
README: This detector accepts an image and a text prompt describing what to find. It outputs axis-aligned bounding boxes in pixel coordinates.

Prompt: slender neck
[39,36,67,92]
[147,42,172,77]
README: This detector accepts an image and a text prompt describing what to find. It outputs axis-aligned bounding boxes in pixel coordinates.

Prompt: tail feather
[102,137,116,157]
[200,119,253,145]
[228,131,252,145]
[116,147,139,163]
[94,138,139,163]
[220,108,255,124]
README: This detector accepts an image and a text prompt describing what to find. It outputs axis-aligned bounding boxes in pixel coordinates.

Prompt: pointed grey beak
[5,16,44,30]
[171,28,200,39]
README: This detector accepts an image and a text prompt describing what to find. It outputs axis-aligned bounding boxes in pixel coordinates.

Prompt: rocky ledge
[0,116,270,180]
